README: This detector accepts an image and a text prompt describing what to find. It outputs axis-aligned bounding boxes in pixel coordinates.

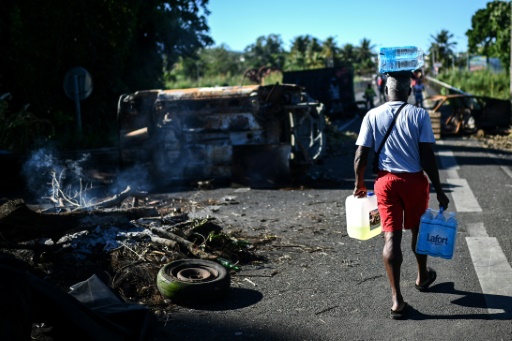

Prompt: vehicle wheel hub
[176,267,214,282]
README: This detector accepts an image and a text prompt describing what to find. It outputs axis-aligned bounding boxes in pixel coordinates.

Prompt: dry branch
[149,236,178,248]
[0,199,159,243]
[150,226,216,260]
[77,186,133,210]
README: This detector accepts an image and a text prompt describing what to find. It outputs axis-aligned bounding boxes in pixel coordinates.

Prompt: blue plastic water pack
[416,208,458,259]
[378,46,425,73]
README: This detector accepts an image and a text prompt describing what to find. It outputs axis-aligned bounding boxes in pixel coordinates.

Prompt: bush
[437,69,510,100]
[0,96,55,153]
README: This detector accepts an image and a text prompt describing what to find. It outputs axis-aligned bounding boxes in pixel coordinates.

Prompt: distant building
[468,56,503,73]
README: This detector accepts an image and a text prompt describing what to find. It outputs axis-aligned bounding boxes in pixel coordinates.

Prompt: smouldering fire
[22,149,96,208]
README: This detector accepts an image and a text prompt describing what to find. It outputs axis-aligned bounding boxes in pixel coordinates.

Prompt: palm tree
[339,43,356,64]
[321,36,339,68]
[305,37,323,68]
[244,34,285,69]
[429,30,457,73]
[357,38,376,62]
[287,35,311,70]
[286,35,324,70]
[356,38,377,73]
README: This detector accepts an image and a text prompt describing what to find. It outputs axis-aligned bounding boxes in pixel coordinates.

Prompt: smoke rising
[21,148,155,206]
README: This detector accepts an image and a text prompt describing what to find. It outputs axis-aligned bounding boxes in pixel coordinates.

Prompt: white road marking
[437,149,512,318]
[501,165,512,179]
[466,237,512,317]
[465,222,488,237]
[446,178,482,212]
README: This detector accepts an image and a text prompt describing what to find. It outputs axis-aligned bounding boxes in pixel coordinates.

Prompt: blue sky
[206,0,493,54]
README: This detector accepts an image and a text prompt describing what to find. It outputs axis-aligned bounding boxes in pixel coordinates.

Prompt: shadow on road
[173,287,263,311]
[407,282,512,320]
[435,139,512,167]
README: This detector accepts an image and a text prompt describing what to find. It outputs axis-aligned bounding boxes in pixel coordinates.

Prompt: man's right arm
[353,145,370,197]
[419,142,450,210]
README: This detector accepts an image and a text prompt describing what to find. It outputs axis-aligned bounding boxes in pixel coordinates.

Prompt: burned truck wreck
[118,83,326,188]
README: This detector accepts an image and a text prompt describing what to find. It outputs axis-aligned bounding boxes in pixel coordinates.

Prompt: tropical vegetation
[0,0,510,153]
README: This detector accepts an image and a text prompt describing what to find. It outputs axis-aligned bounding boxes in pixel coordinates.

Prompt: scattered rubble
[0,188,276,340]
[0,115,509,338]
[476,131,512,152]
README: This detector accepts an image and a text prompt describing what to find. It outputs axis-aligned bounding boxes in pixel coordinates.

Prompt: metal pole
[73,75,82,137]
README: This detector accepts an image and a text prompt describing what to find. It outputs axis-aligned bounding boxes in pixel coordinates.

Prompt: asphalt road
[151,114,512,341]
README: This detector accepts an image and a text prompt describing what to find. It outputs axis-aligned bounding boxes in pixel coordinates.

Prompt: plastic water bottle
[431,209,446,253]
[378,46,425,73]
[345,191,382,240]
[416,208,458,259]
[434,208,446,224]
[420,208,434,224]
[441,212,458,259]
[445,212,457,227]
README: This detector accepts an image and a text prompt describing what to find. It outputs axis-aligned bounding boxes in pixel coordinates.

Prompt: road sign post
[63,67,92,137]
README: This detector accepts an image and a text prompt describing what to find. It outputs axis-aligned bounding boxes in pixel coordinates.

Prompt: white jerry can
[345,192,382,240]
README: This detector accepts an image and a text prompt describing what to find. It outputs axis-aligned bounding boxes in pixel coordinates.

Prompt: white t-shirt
[355,101,435,173]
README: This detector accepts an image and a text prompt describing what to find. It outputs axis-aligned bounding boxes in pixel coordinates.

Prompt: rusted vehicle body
[424,94,511,136]
[117,84,325,188]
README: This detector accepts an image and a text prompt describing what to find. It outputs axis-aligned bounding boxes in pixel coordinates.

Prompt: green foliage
[164,70,283,89]
[244,34,286,70]
[437,69,510,99]
[166,73,241,88]
[354,38,377,74]
[322,37,340,68]
[284,35,374,73]
[169,45,245,85]
[6,2,506,155]
[339,44,357,65]
[0,97,54,153]
[466,0,511,72]
[286,35,324,70]
[0,0,213,151]
[429,29,458,72]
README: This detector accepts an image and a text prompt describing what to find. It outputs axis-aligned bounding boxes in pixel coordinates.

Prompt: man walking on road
[363,83,377,109]
[412,78,425,107]
[352,71,450,319]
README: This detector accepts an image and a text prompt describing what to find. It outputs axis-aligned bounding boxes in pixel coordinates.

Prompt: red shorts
[374,171,430,232]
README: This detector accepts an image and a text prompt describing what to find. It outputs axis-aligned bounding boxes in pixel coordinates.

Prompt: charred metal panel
[117,84,325,187]
[118,90,159,164]
[232,144,292,188]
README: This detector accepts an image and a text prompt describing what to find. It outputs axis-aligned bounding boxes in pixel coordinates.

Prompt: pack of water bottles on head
[378,46,425,74]
[416,207,458,260]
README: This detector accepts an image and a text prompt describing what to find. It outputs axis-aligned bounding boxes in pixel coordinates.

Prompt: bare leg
[411,226,429,285]
[383,230,404,311]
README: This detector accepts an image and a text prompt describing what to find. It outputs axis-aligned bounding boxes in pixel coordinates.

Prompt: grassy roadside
[437,69,509,100]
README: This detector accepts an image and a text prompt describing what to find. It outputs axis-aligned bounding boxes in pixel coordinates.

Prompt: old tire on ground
[156,259,230,304]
